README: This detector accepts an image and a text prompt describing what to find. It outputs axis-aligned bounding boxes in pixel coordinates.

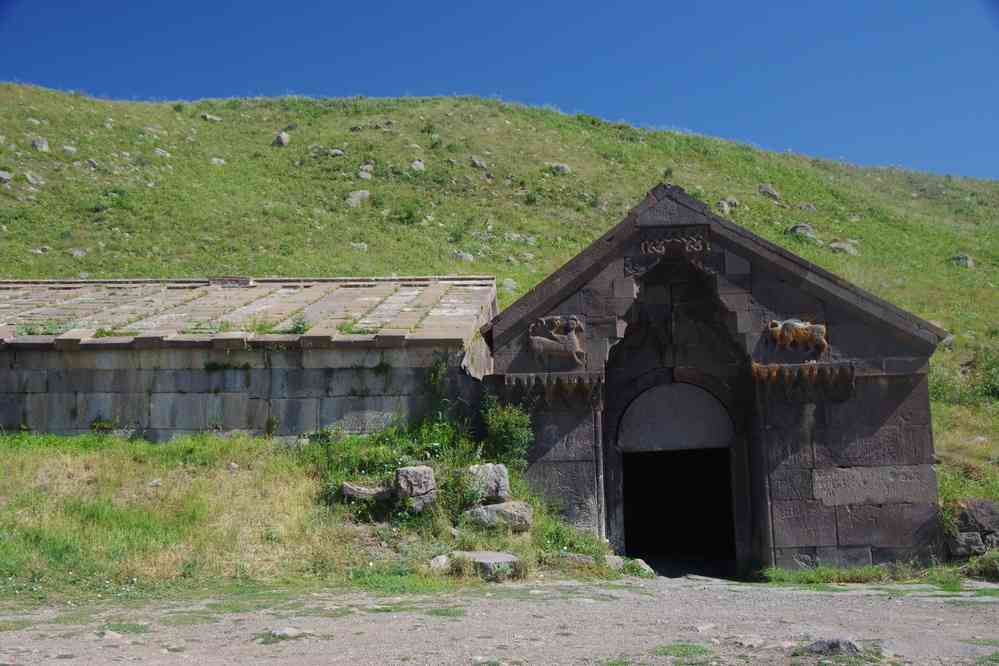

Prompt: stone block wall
[0,343,472,440]
[764,375,941,568]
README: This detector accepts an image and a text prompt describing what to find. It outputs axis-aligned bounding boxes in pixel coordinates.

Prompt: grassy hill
[0,82,996,515]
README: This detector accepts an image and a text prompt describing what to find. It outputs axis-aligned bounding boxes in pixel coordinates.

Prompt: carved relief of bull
[768,319,828,353]
[528,316,586,367]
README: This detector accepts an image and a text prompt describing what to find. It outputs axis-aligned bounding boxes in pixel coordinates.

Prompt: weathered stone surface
[429,554,450,573]
[796,639,862,657]
[770,469,813,500]
[341,481,392,502]
[947,532,986,559]
[394,465,437,512]
[829,239,860,256]
[955,499,999,536]
[467,463,511,503]
[836,503,939,547]
[951,253,974,269]
[273,131,291,147]
[346,190,370,207]
[772,500,837,547]
[758,183,781,201]
[451,551,519,581]
[813,465,937,506]
[462,501,532,533]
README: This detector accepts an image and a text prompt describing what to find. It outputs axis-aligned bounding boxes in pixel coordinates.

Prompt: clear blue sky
[2,1,997,178]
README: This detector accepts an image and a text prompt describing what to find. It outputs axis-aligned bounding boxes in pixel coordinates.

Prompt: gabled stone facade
[482,184,946,571]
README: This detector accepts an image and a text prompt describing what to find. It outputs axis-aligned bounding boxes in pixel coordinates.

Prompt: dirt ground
[1,574,998,665]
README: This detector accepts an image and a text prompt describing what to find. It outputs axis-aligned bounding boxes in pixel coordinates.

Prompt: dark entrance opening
[623,449,736,578]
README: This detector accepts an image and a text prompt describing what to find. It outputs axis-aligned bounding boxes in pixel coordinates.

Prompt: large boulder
[467,463,511,503]
[462,500,532,533]
[948,532,986,559]
[451,551,520,581]
[394,466,437,512]
[956,499,999,536]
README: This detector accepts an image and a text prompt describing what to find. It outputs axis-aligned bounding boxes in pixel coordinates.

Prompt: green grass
[102,621,149,634]
[978,652,999,664]
[425,605,465,618]
[654,641,712,659]
[0,406,611,601]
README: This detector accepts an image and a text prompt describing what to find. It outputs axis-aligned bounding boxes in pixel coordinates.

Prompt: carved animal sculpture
[528,316,586,367]
[768,319,828,353]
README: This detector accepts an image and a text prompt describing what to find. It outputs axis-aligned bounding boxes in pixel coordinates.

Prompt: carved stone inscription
[638,226,711,256]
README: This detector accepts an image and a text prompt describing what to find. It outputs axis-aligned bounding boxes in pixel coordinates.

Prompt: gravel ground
[1,575,998,665]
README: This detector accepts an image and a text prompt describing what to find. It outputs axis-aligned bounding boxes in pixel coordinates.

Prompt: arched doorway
[617,382,738,576]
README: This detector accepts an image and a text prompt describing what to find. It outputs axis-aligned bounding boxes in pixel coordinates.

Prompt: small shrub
[480,395,533,470]
[964,550,999,582]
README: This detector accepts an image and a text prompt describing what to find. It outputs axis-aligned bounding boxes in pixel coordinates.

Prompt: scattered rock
[282,123,298,132]
[454,250,475,263]
[829,239,860,256]
[69,248,87,258]
[97,630,124,641]
[30,245,51,255]
[467,463,511,503]
[462,501,533,533]
[547,162,572,174]
[153,147,171,158]
[226,462,239,472]
[0,170,11,184]
[210,157,226,166]
[273,131,291,147]
[716,199,733,215]
[559,553,596,566]
[148,478,162,488]
[86,158,99,169]
[785,223,822,244]
[797,202,817,212]
[265,627,308,641]
[62,145,77,155]
[795,639,862,657]
[394,465,437,512]
[948,531,986,559]
[848,214,862,223]
[694,623,717,634]
[758,183,781,201]
[350,242,369,252]
[331,148,345,157]
[358,170,372,180]
[605,555,625,571]
[951,253,975,269]
[429,554,451,573]
[31,137,50,152]
[24,172,44,187]
[451,550,520,582]
[410,159,426,172]
[201,113,222,122]
[500,278,517,294]
[470,156,488,170]
[630,558,655,577]
[27,117,42,126]
[346,190,370,208]
[341,481,393,502]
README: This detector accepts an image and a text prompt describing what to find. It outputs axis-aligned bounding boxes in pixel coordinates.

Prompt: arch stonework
[618,383,734,452]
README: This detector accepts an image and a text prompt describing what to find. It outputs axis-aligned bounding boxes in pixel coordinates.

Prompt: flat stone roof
[0,277,496,350]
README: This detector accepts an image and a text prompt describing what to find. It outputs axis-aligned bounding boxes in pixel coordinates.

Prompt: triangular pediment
[483,183,946,355]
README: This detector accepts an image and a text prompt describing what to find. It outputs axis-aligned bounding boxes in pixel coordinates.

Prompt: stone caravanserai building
[0,184,946,572]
